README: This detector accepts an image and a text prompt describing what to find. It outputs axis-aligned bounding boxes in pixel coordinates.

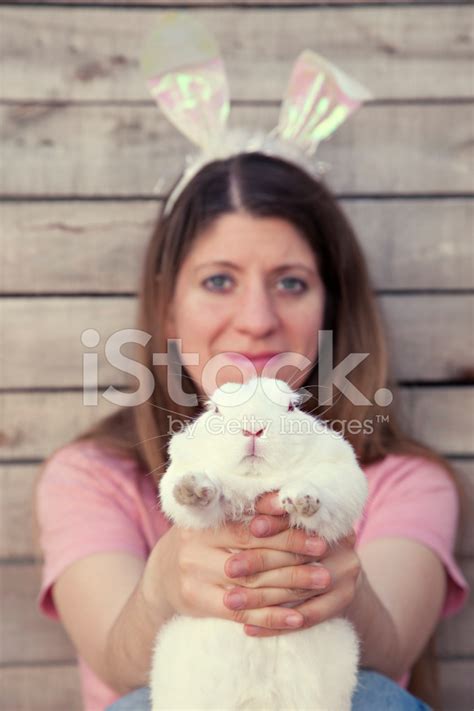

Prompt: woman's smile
[166,212,326,394]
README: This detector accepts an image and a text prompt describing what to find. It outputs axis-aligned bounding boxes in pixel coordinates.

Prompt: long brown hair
[74,153,454,487]
[65,152,456,705]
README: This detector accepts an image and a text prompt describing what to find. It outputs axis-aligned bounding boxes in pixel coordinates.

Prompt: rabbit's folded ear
[202,393,222,414]
[287,393,302,411]
[290,387,313,408]
[298,387,313,404]
[203,397,217,412]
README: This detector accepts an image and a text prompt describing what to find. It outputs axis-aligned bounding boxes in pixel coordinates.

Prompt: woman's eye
[202,274,233,292]
[277,277,308,293]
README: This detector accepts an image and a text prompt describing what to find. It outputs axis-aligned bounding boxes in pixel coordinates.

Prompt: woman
[36,153,468,711]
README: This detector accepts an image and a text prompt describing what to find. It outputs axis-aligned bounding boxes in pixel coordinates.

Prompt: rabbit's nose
[242,428,265,438]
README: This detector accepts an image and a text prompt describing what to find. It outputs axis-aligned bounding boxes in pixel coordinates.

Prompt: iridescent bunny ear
[140,13,230,149]
[275,50,373,156]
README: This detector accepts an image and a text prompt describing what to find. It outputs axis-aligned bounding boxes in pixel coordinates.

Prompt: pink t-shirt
[36,441,469,711]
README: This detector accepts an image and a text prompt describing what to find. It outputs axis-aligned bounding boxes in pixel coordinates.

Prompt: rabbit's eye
[214,406,220,414]
[288,402,295,412]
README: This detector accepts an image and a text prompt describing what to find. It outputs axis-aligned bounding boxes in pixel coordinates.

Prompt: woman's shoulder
[360,451,460,537]
[39,438,147,498]
[363,451,454,491]
[45,437,140,470]
[361,451,459,518]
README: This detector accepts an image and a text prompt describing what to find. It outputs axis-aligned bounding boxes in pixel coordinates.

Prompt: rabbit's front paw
[280,491,321,517]
[278,483,323,531]
[173,473,217,508]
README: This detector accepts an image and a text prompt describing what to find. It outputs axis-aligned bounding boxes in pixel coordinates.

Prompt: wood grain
[2,199,473,293]
[439,660,474,711]
[4,0,471,5]
[457,460,474,557]
[0,201,155,294]
[379,294,474,382]
[397,386,474,457]
[1,103,472,197]
[3,459,473,560]
[0,665,81,711]
[0,564,77,666]
[1,561,471,665]
[1,295,472,388]
[437,560,474,657]
[1,660,472,711]
[0,465,42,559]
[1,3,472,709]
[0,391,119,460]
[1,6,472,101]
[0,388,472,461]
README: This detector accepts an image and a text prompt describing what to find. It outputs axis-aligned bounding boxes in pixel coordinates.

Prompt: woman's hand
[144,505,329,632]
[222,492,362,637]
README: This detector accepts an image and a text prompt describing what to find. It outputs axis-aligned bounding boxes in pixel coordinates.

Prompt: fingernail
[253,519,270,536]
[310,569,328,588]
[245,625,260,636]
[305,537,325,556]
[226,592,246,609]
[285,614,303,628]
[228,559,249,577]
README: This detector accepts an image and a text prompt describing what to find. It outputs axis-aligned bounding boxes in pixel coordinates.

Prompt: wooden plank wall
[0,2,473,709]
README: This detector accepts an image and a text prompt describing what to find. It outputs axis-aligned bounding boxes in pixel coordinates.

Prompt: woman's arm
[52,552,162,696]
[346,537,446,679]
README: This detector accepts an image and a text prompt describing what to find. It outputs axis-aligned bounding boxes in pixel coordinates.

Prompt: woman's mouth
[224,352,282,371]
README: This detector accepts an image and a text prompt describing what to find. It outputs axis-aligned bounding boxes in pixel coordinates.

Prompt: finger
[223,584,319,610]
[293,581,354,627]
[241,574,357,638]
[213,522,327,559]
[181,582,303,631]
[228,563,331,593]
[254,492,286,516]
[224,548,313,579]
[227,604,305,631]
[250,513,290,538]
[242,584,352,637]
[313,546,360,590]
[244,625,288,638]
[182,577,315,632]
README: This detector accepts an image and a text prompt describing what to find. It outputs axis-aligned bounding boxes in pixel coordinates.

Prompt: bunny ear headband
[140,13,372,216]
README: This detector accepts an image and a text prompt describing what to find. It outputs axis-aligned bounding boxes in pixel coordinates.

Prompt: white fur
[151,377,368,710]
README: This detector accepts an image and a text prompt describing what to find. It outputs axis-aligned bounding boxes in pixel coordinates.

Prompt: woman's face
[166,212,326,396]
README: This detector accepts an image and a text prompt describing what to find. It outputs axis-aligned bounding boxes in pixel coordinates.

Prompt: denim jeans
[105,670,432,710]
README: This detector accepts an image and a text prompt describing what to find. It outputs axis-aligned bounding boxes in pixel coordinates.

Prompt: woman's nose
[242,428,265,438]
[234,283,279,337]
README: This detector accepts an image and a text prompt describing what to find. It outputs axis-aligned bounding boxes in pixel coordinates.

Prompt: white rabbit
[150,377,368,711]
